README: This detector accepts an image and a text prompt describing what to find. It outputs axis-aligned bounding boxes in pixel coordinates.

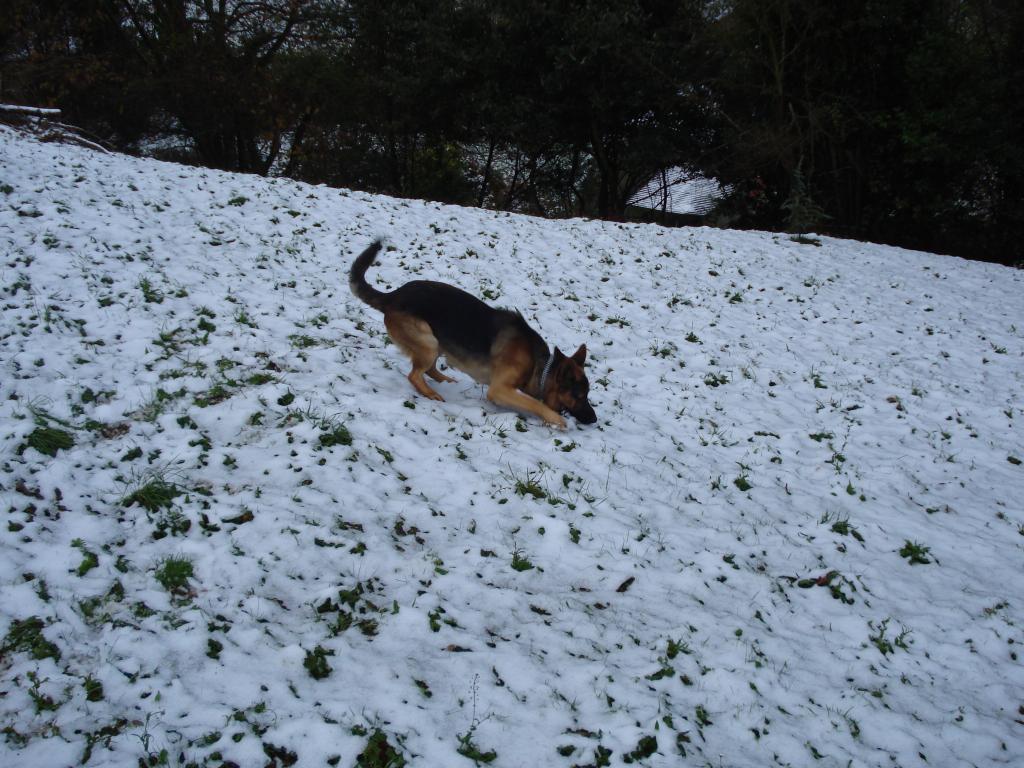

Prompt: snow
[0,105,62,117]
[1,125,1023,768]
[628,168,725,216]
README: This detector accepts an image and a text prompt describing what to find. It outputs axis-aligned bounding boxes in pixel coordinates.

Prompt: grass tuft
[320,424,353,448]
[25,426,75,457]
[303,645,333,680]
[456,731,497,764]
[1,616,61,662]
[154,555,194,592]
[899,540,932,565]
[122,478,181,513]
[356,729,405,768]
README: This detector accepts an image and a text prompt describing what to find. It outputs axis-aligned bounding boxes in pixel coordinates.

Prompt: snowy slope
[1,127,1022,768]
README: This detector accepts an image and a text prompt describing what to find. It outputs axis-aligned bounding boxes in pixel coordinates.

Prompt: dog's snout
[573,403,597,425]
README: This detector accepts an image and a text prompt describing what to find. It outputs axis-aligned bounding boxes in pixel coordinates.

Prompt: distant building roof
[629,168,726,216]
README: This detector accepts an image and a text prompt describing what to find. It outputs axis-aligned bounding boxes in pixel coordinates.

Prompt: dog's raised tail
[349,239,389,311]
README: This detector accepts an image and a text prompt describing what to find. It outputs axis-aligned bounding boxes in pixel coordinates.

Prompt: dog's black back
[350,242,546,361]
[387,280,542,360]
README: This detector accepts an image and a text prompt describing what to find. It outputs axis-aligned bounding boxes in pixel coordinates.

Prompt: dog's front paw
[547,414,567,429]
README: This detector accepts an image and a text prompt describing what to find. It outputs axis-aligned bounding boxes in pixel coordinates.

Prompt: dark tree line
[2,0,1021,262]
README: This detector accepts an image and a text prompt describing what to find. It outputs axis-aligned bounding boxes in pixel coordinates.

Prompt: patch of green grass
[868,618,908,655]
[72,539,99,577]
[153,327,183,358]
[262,743,297,765]
[1,616,61,662]
[456,731,497,764]
[0,725,27,749]
[81,387,115,404]
[511,468,546,499]
[121,446,143,462]
[623,734,657,763]
[644,665,675,681]
[194,383,232,407]
[356,729,405,768]
[320,424,353,448]
[153,555,194,592]
[831,519,865,542]
[24,426,75,457]
[511,549,535,572]
[26,671,58,713]
[234,309,257,328]
[428,609,443,633]
[123,478,181,513]
[138,277,163,304]
[899,540,932,565]
[207,639,223,660]
[667,639,690,659]
[703,372,728,387]
[797,570,856,604]
[303,645,333,680]
[133,387,184,422]
[83,675,104,702]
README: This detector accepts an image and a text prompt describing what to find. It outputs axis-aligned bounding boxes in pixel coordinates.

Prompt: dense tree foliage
[704,0,1024,261]
[2,0,1020,262]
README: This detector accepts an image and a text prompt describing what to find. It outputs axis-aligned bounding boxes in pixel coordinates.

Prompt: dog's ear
[571,344,587,366]
[552,347,566,363]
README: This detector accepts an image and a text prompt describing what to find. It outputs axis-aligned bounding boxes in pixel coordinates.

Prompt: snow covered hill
[1,126,1022,768]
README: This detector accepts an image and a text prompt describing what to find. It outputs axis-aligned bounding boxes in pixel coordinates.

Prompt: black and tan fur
[350,240,597,427]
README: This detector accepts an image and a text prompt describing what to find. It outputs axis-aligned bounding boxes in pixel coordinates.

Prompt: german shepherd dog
[350,240,597,428]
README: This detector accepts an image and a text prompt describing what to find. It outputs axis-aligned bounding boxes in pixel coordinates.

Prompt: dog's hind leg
[426,365,456,383]
[384,312,446,401]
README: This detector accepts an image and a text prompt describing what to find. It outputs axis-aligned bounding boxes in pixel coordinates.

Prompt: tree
[703,0,1024,261]
[0,0,149,142]
[113,0,333,172]
[480,0,710,219]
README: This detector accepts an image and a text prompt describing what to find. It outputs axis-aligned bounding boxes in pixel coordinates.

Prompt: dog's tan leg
[487,385,566,428]
[426,365,456,383]
[384,312,445,401]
